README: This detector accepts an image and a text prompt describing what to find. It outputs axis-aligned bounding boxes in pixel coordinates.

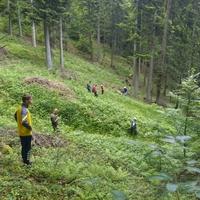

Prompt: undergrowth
[0,34,197,200]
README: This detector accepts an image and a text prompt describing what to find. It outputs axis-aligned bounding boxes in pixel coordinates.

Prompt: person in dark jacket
[86,81,92,92]
[130,118,138,135]
[122,87,128,95]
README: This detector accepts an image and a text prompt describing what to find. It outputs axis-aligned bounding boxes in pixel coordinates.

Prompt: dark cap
[22,94,32,102]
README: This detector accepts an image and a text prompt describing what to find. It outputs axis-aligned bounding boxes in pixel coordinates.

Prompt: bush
[76,36,92,54]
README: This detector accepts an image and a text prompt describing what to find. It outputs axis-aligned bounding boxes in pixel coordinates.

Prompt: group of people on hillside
[86,81,129,96]
[14,94,138,166]
[86,81,104,96]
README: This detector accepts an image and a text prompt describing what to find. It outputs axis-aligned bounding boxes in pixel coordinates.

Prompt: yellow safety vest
[16,105,32,136]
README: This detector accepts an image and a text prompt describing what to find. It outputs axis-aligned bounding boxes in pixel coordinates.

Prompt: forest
[0,0,200,200]
[0,0,199,102]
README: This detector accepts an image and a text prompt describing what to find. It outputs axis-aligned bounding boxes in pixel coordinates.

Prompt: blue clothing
[14,104,32,130]
[122,88,128,95]
[21,104,32,130]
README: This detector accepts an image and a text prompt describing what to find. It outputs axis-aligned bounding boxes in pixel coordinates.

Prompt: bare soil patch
[24,77,75,99]
[0,128,67,148]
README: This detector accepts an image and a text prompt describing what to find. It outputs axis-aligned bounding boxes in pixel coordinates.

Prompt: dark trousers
[52,122,58,132]
[20,136,32,164]
[130,127,137,135]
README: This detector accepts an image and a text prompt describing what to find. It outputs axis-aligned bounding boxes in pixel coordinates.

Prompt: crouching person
[14,94,33,165]
[130,118,138,135]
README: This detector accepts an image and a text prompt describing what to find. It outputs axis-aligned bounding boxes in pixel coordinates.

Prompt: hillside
[0,36,198,200]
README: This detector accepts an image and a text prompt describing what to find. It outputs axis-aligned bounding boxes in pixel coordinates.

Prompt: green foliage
[76,35,92,54]
[0,29,198,200]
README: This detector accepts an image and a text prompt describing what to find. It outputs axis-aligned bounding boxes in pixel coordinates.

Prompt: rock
[1,144,13,154]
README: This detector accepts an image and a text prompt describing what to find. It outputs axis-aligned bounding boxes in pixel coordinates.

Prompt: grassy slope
[0,36,194,200]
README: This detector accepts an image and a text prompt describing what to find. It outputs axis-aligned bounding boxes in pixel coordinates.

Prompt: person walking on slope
[92,84,98,97]
[14,94,33,165]
[100,84,104,94]
[50,108,60,132]
[86,81,92,92]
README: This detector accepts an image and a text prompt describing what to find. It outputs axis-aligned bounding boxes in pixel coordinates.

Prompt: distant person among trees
[101,84,104,94]
[86,81,92,92]
[130,118,138,135]
[14,94,33,165]
[92,84,98,97]
[125,78,131,87]
[122,86,128,95]
[50,108,60,132]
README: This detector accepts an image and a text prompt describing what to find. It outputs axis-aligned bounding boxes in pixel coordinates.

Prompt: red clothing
[92,85,97,93]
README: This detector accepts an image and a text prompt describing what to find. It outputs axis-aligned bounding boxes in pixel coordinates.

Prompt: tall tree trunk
[50,23,57,49]
[89,33,94,61]
[32,21,37,47]
[174,76,182,109]
[133,42,139,97]
[183,94,191,157]
[44,20,53,70]
[189,20,196,76]
[30,0,37,47]
[146,13,156,103]
[96,9,101,62]
[146,55,154,103]
[133,0,141,97]
[110,0,115,68]
[101,26,106,65]
[163,72,168,96]
[156,0,172,104]
[97,13,101,44]
[139,58,141,74]
[59,16,64,71]
[17,1,23,37]
[138,8,143,75]
[143,61,147,87]
[7,0,12,36]
[110,33,116,68]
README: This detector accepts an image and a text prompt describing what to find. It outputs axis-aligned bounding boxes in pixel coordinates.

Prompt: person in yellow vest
[14,94,33,165]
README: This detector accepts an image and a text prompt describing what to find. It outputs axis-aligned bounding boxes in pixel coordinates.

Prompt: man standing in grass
[14,94,33,165]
